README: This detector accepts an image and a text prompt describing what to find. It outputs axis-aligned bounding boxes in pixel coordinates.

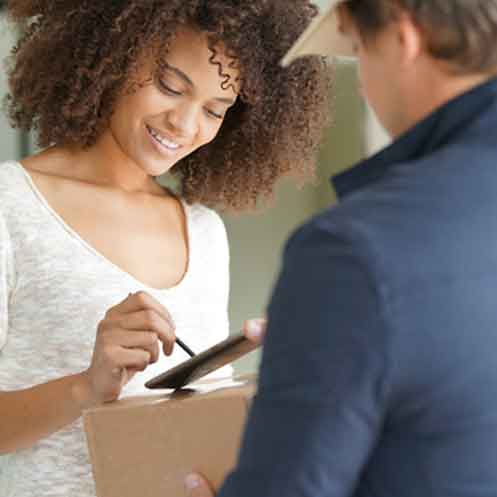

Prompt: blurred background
[0,0,390,373]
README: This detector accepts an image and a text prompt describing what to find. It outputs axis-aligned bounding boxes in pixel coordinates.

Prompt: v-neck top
[0,160,231,497]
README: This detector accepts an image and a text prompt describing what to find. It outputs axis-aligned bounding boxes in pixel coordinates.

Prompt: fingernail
[247,320,263,338]
[111,367,123,378]
[185,474,200,491]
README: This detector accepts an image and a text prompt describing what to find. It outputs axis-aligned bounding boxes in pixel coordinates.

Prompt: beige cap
[281,0,356,67]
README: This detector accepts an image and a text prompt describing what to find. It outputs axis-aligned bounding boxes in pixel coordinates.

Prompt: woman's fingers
[106,329,161,364]
[111,346,153,372]
[88,292,179,404]
[117,310,176,356]
[104,292,176,356]
[107,291,175,330]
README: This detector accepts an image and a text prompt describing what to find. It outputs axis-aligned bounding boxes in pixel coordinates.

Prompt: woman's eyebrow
[164,63,194,87]
[164,63,236,105]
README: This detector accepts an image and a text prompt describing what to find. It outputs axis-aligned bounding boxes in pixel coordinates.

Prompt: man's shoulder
[288,143,497,292]
[282,199,383,279]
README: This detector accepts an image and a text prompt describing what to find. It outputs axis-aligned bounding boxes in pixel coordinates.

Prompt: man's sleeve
[217,221,391,497]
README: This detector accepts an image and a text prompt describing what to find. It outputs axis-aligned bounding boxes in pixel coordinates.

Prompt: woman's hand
[80,291,176,407]
[242,318,267,344]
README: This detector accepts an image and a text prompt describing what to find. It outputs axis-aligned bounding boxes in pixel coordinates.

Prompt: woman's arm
[0,291,176,454]
[0,372,95,454]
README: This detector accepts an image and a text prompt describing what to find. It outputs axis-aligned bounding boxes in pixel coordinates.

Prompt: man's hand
[181,318,266,497]
[181,319,266,497]
[242,318,267,344]
[185,473,214,497]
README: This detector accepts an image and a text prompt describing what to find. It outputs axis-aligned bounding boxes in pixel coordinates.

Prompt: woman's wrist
[71,371,100,413]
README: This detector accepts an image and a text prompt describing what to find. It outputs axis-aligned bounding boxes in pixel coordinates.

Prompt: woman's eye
[158,80,182,96]
[206,109,224,120]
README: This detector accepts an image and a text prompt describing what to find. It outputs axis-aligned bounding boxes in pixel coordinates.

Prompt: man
[186,1,497,496]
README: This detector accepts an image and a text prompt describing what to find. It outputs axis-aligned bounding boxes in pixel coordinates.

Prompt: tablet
[145,332,260,390]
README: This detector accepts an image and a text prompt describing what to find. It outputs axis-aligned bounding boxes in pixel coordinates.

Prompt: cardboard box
[83,376,256,497]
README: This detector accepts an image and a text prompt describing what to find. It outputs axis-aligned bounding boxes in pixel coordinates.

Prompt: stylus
[176,337,196,357]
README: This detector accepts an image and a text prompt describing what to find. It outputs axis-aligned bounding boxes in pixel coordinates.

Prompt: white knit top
[0,160,231,497]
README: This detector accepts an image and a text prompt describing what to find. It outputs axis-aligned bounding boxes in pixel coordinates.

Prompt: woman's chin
[138,157,178,178]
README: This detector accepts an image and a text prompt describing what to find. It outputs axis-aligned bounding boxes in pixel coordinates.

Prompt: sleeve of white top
[0,212,14,351]
[219,215,230,338]
[208,209,233,377]
[212,209,230,338]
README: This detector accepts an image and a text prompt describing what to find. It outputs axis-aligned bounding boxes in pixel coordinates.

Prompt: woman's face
[107,27,239,177]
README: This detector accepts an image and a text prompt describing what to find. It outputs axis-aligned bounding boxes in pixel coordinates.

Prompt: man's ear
[396,12,425,69]
[336,4,359,50]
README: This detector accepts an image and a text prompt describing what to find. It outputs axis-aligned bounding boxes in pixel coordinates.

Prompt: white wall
[313,0,333,9]
[364,105,391,156]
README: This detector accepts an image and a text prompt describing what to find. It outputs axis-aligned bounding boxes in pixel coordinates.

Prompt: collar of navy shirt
[332,76,497,199]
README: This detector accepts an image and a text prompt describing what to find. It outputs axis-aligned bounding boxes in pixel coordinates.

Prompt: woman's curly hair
[6,0,331,211]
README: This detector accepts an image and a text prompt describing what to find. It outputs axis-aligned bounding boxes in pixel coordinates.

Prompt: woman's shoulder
[185,201,229,249]
[0,160,31,208]
[0,161,29,245]
[0,159,26,183]
[186,202,225,231]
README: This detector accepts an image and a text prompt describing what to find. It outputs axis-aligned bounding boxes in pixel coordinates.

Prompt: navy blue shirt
[218,77,497,497]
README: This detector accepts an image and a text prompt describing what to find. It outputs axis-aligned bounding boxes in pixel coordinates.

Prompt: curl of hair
[6,0,331,211]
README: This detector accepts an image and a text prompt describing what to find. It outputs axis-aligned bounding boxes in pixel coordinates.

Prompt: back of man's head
[282,0,497,137]
[345,1,497,75]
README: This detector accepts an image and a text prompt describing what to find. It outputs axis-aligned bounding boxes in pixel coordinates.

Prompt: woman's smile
[145,124,184,157]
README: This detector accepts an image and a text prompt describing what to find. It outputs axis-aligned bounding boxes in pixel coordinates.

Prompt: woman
[0,0,330,495]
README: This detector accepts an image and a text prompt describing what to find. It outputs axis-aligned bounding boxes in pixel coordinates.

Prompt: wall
[0,17,20,161]
[227,61,364,374]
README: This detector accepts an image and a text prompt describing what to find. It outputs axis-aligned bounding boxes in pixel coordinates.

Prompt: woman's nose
[166,103,199,140]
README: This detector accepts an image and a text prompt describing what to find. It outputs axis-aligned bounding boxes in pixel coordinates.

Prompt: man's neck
[395,68,493,139]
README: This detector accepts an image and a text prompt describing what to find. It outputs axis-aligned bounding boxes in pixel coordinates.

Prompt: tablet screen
[145,332,260,389]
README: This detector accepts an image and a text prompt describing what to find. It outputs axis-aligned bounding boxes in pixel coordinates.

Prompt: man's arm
[216,222,392,497]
